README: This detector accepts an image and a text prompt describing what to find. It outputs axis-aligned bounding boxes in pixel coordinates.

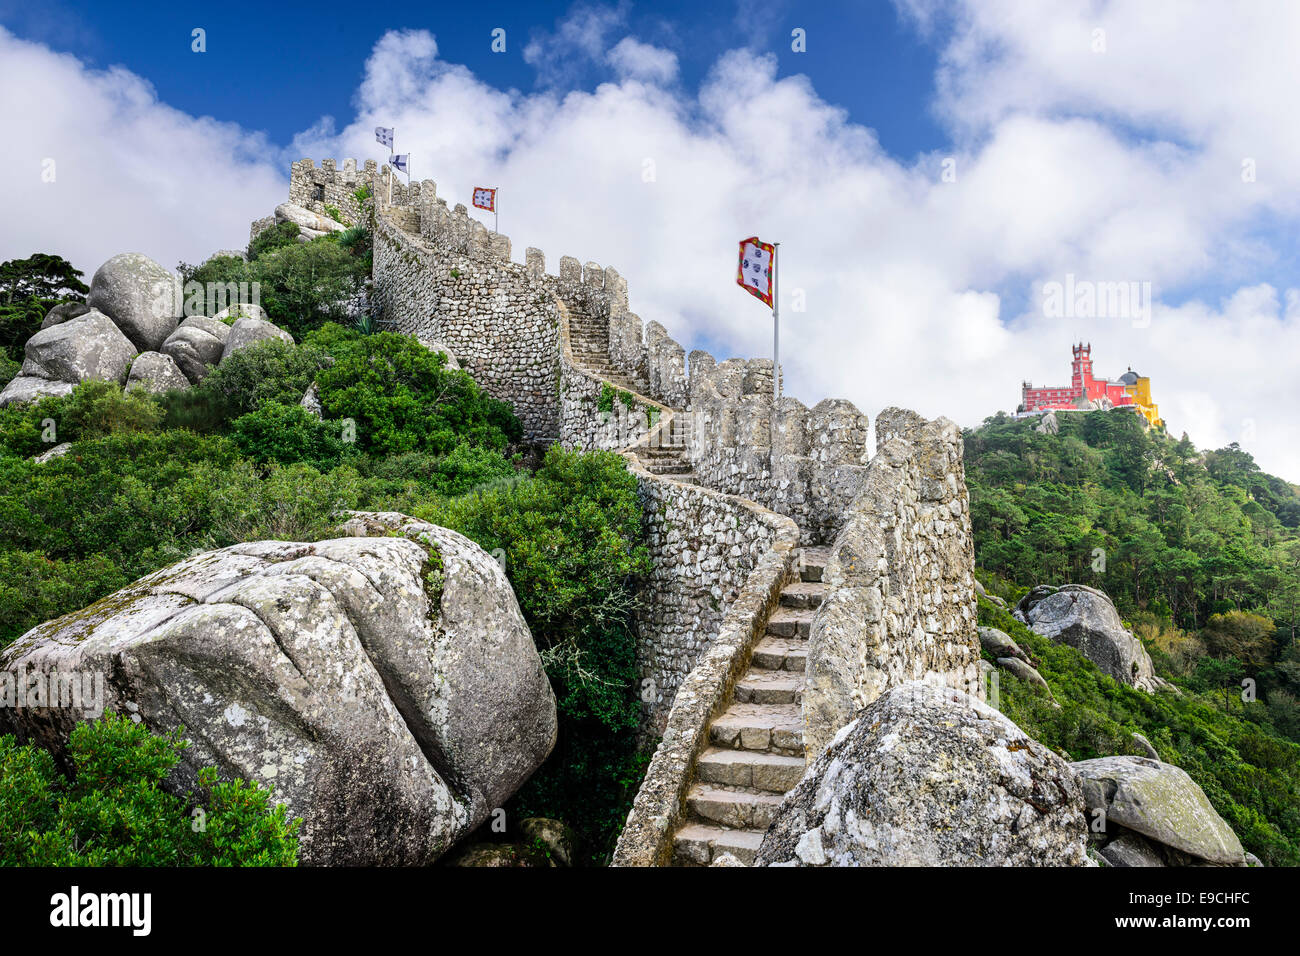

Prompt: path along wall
[366,165,794,734]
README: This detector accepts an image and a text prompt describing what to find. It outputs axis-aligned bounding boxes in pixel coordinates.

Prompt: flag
[390,154,409,174]
[375,127,394,149]
[472,187,496,212]
[737,237,775,307]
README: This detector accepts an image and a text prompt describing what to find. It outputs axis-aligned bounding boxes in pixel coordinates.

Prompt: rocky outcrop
[1,310,138,407]
[0,512,556,866]
[0,375,75,407]
[1072,756,1246,866]
[125,351,190,394]
[979,625,1029,663]
[21,310,137,385]
[160,316,231,383]
[40,301,91,330]
[1015,584,1161,692]
[221,314,294,362]
[85,253,182,352]
[755,682,1091,866]
[275,201,348,240]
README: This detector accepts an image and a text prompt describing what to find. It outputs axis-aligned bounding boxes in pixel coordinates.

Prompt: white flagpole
[773,242,780,409]
[494,188,499,234]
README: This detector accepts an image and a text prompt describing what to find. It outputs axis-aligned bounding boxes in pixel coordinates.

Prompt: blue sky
[2,1,1298,480]
[1,0,946,157]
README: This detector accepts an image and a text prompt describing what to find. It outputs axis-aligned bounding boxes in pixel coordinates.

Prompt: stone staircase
[671,546,830,866]
[564,303,697,483]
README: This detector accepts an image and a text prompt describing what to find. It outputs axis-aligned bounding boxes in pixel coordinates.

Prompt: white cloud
[2,7,1299,483]
[607,37,678,84]
[0,26,285,274]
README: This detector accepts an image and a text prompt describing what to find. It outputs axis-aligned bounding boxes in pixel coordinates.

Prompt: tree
[0,253,89,360]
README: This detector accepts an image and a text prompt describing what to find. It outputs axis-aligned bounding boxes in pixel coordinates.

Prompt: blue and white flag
[390,154,409,174]
[375,127,394,149]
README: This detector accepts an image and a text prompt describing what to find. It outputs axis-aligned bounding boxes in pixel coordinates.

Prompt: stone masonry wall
[372,190,560,442]
[801,410,981,758]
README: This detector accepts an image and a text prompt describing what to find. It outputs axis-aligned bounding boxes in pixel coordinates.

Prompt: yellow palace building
[1118,369,1163,429]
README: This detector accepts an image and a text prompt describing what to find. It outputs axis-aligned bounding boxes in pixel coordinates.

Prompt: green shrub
[254,240,367,338]
[0,714,299,865]
[230,402,353,468]
[430,447,648,863]
[310,328,521,456]
[0,551,128,648]
[247,220,302,261]
[190,338,330,423]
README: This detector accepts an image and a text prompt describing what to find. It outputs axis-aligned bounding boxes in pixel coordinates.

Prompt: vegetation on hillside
[0,242,647,866]
[967,410,1300,864]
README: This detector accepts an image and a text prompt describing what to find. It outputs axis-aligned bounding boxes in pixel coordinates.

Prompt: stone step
[799,546,831,583]
[695,747,805,793]
[779,581,827,610]
[673,822,766,866]
[751,636,807,673]
[709,701,802,753]
[686,784,785,831]
[766,607,816,640]
[643,461,693,475]
[734,669,803,705]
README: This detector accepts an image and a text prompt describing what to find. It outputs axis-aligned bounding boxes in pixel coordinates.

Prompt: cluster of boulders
[0,512,557,866]
[1073,756,1255,867]
[0,252,292,407]
[753,681,1252,867]
[978,624,1058,705]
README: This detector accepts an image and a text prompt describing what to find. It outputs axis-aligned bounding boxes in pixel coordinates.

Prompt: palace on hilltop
[1020,343,1163,428]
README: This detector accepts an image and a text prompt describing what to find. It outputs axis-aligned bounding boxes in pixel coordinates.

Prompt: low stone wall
[801,410,982,758]
[611,470,798,866]
[633,467,794,736]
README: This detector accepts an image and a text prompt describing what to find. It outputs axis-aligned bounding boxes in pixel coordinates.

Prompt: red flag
[472,187,496,212]
[737,237,775,307]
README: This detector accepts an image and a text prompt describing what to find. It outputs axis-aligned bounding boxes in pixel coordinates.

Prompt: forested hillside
[967,410,1300,863]
[0,242,647,865]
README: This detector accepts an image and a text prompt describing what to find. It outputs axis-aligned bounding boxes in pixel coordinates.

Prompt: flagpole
[772,242,780,411]
[495,188,499,235]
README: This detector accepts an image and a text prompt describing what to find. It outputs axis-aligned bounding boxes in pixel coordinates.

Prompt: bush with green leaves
[230,402,354,468]
[247,220,301,261]
[309,327,521,456]
[428,447,649,864]
[1,714,300,866]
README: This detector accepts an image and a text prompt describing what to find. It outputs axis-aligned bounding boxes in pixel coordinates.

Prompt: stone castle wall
[289,158,379,226]
[801,408,982,758]
[289,159,975,741]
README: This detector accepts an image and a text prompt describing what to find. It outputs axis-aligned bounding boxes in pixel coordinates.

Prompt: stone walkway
[671,547,829,865]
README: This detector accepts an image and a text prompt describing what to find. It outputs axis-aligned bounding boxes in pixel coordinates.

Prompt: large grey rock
[31,442,72,463]
[40,301,91,330]
[996,656,1057,703]
[1071,756,1245,865]
[275,202,348,236]
[756,682,1091,866]
[417,336,461,370]
[86,253,182,351]
[21,310,137,385]
[160,318,228,383]
[1015,585,1158,691]
[220,315,294,362]
[0,512,556,866]
[0,375,76,407]
[126,351,190,394]
[1098,830,1167,867]
[980,625,1029,663]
